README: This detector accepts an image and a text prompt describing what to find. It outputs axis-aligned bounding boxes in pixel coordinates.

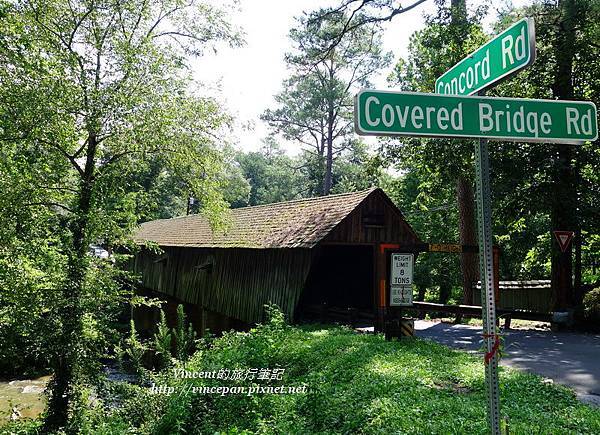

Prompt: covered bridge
[132,188,421,333]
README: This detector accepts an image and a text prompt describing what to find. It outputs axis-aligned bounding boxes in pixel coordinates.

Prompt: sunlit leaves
[0,0,241,392]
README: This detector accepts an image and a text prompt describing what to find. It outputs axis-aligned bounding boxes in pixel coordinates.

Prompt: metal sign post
[475,92,501,435]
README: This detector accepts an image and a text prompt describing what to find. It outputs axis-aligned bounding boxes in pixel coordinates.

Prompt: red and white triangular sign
[553,230,574,253]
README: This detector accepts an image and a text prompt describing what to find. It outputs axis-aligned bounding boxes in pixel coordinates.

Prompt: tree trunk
[324,115,333,195]
[439,261,452,305]
[417,285,426,302]
[44,132,97,431]
[323,63,335,196]
[449,0,477,305]
[417,285,426,319]
[550,146,575,311]
[439,281,452,305]
[457,177,479,304]
[550,0,579,312]
[450,0,467,24]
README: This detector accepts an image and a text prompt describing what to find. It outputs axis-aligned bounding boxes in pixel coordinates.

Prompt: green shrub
[174,304,196,362]
[28,306,599,434]
[153,310,173,370]
[583,287,600,322]
[116,320,147,377]
[145,307,600,435]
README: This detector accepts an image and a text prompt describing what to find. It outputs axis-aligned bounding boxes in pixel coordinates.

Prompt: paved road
[415,320,600,405]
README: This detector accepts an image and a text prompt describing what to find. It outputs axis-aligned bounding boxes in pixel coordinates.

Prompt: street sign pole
[354,16,597,434]
[475,92,501,435]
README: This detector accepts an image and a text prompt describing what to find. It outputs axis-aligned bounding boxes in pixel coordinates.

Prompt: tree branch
[37,185,79,194]
[311,0,430,61]
[25,202,74,213]
[39,139,85,177]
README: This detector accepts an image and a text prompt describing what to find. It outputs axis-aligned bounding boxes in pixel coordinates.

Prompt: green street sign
[354,90,598,144]
[435,18,535,96]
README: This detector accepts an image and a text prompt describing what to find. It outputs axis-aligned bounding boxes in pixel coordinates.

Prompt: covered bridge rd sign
[354,90,598,144]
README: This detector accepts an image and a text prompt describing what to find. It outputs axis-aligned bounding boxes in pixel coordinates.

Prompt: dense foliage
[229,138,379,207]
[0,0,241,429]
[2,0,600,431]
[8,313,599,434]
[582,287,600,325]
[378,0,600,306]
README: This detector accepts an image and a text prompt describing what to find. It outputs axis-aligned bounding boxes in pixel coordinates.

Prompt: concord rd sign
[354,90,598,144]
[435,17,536,95]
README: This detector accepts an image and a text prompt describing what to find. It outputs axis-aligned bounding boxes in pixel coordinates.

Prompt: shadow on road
[415,320,600,400]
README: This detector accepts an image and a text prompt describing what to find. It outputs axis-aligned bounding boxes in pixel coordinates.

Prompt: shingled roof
[134,188,401,249]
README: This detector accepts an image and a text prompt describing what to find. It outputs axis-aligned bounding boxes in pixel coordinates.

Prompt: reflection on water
[0,364,137,424]
[0,376,50,422]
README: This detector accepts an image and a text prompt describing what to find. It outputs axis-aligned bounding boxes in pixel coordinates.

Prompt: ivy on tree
[0,0,241,430]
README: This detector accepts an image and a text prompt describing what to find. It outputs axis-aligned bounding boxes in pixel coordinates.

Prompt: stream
[1,362,138,423]
[0,375,50,421]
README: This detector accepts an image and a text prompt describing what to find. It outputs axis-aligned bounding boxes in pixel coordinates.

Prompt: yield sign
[554,230,574,252]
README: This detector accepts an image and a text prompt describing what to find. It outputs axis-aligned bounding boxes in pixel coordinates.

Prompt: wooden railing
[299,304,374,325]
[473,280,552,313]
[407,301,552,324]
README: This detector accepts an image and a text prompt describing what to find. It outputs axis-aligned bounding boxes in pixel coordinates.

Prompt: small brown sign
[429,243,463,253]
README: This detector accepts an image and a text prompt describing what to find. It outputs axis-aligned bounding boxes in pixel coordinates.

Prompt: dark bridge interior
[297,245,374,322]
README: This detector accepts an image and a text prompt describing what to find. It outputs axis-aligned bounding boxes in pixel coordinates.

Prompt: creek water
[0,375,50,421]
[0,363,138,424]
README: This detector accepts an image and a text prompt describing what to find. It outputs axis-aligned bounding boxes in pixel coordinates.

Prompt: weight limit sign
[390,253,414,307]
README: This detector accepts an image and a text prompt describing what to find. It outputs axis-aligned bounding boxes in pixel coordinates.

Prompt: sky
[193,0,530,154]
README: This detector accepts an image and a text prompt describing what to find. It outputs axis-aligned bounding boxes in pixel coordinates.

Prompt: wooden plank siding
[131,188,422,331]
[322,189,419,245]
[133,247,313,324]
[316,189,421,330]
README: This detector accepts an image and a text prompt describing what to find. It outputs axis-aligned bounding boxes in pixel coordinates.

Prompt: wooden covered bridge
[132,188,421,334]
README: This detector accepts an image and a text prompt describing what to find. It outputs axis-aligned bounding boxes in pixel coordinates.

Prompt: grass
[144,316,599,434]
[5,314,600,434]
